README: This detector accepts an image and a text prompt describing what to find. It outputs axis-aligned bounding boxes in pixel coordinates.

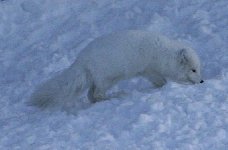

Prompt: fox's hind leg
[88,84,107,103]
[87,78,116,103]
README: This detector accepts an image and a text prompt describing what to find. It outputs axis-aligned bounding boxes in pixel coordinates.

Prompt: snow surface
[0,0,228,149]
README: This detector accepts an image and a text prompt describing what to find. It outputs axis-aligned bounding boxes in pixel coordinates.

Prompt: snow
[0,0,228,149]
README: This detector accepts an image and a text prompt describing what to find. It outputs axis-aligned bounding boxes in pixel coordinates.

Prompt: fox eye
[192,69,196,72]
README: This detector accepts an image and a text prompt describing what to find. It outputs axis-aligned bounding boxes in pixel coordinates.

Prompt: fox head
[175,48,204,84]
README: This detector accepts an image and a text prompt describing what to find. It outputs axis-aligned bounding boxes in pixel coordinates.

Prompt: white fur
[29,30,203,107]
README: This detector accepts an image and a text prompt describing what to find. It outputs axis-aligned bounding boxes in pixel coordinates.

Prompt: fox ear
[178,49,189,64]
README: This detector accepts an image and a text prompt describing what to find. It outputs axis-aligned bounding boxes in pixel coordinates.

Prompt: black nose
[200,80,204,83]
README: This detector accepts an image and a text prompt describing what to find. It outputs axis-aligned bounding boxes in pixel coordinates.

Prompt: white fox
[29,30,203,108]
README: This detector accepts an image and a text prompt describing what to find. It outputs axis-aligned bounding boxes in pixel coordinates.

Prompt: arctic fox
[29,30,203,107]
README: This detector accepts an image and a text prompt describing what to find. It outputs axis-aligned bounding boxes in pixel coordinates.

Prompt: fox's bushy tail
[28,66,89,108]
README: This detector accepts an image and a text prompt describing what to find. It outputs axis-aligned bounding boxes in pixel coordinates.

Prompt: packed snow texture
[0,0,228,149]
